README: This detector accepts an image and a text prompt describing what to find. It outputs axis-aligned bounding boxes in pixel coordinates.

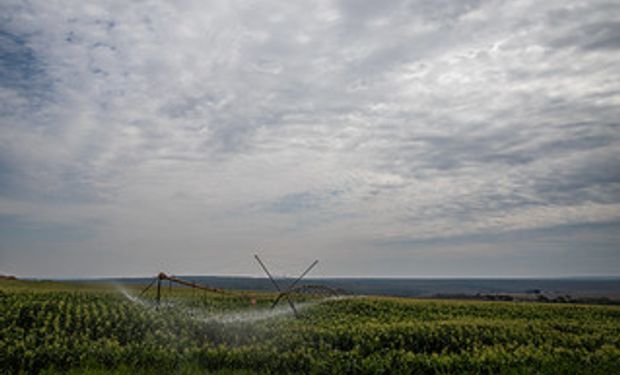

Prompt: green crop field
[1,279,619,374]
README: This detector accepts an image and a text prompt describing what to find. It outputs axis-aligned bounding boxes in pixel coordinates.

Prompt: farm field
[1,279,619,374]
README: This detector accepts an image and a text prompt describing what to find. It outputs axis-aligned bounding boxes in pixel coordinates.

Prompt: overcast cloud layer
[1,0,619,277]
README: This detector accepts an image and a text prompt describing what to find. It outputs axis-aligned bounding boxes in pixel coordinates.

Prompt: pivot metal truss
[254,254,318,318]
[139,272,229,309]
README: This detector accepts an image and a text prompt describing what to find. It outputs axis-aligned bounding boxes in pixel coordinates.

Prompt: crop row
[1,287,619,374]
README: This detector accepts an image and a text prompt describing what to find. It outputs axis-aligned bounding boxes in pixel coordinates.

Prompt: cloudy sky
[1,0,619,278]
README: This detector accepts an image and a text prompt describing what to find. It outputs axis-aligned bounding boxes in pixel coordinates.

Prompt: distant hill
[63,276,620,300]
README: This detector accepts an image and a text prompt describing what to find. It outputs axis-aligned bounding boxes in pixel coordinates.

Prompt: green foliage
[1,281,619,374]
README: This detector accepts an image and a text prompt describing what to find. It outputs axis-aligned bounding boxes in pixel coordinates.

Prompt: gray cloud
[0,0,619,277]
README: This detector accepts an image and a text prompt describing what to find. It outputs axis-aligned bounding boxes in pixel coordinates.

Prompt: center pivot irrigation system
[139,255,346,317]
[139,272,232,308]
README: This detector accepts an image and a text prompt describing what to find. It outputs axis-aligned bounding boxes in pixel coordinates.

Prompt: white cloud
[1,0,619,276]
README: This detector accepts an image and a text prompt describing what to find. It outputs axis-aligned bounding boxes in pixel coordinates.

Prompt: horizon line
[16,273,620,281]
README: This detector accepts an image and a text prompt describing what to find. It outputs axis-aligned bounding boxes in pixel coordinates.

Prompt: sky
[1,0,619,278]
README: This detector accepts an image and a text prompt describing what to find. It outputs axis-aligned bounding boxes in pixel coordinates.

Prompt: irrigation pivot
[138,257,340,314]
[139,272,229,309]
[254,254,318,318]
